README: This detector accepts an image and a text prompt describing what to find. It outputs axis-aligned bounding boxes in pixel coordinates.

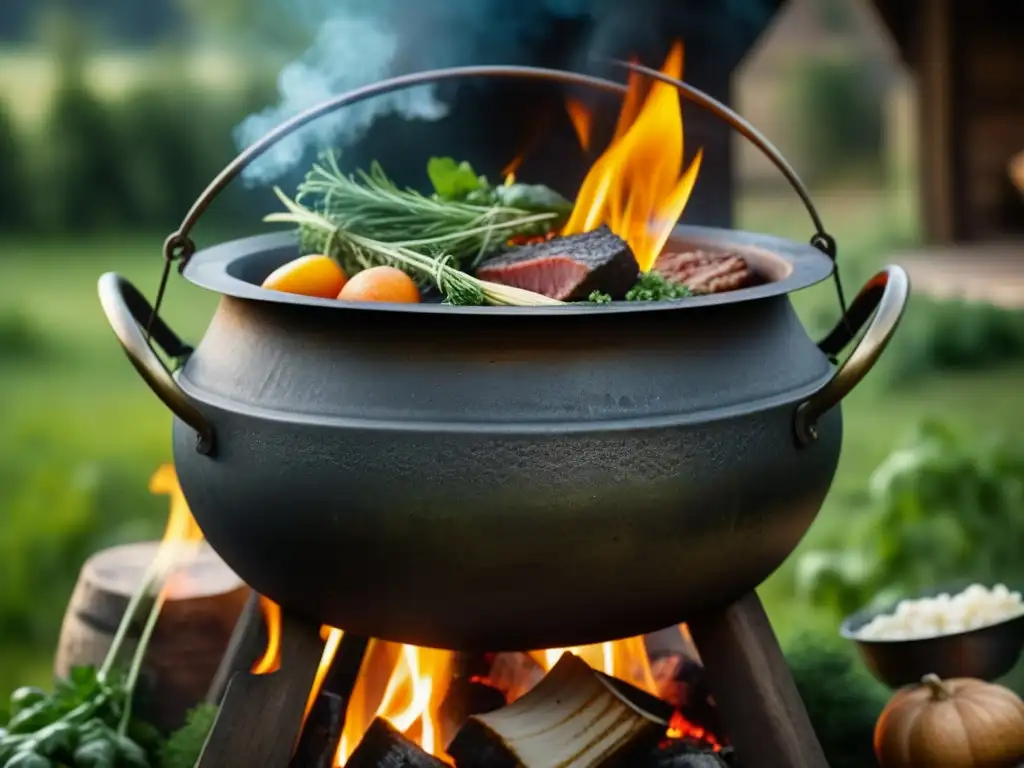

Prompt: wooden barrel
[54,541,250,733]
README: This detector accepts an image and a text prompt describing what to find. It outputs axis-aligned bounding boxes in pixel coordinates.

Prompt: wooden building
[872,0,1024,244]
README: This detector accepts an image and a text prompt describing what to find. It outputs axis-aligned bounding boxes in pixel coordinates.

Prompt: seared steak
[474,225,640,301]
[654,249,756,294]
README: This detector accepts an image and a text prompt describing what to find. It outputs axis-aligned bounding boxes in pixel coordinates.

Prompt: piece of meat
[475,225,640,301]
[654,249,756,295]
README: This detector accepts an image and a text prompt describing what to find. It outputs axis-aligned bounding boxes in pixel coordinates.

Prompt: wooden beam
[687,592,829,768]
[918,0,957,244]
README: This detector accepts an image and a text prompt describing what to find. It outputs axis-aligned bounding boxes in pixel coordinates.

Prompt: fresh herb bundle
[287,153,570,276]
[0,540,197,767]
[268,189,562,306]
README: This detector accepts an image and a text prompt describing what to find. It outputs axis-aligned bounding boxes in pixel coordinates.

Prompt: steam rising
[234,0,603,184]
[234,0,780,185]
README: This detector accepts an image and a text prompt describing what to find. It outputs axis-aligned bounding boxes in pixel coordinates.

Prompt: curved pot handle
[98,272,215,454]
[794,265,910,446]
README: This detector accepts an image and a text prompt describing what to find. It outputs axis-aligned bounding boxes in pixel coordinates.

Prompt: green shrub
[0,101,30,231]
[0,309,46,360]
[797,421,1024,616]
[786,632,889,768]
[884,297,1024,384]
[788,55,885,184]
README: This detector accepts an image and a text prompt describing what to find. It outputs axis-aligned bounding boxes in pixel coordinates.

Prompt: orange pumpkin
[874,673,1024,767]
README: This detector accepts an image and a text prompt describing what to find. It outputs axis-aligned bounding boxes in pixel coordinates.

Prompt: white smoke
[235,13,448,185]
[233,0,608,185]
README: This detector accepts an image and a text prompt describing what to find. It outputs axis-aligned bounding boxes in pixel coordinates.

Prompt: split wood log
[345,718,448,768]
[447,652,670,768]
[54,541,248,732]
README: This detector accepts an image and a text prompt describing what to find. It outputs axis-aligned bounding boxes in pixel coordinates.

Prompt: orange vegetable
[337,266,421,303]
[261,255,347,298]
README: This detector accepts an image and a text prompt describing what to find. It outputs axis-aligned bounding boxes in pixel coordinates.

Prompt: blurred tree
[0,101,30,232]
[42,7,133,231]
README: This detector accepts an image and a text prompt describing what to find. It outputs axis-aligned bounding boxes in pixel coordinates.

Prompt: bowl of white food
[840,583,1024,688]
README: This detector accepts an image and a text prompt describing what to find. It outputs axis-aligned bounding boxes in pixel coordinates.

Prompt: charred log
[447,653,668,768]
[438,676,507,751]
[636,740,735,768]
[345,718,448,768]
[289,691,343,768]
[649,652,723,741]
[475,225,639,300]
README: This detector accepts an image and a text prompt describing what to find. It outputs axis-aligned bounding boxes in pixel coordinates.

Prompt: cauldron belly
[173,404,841,651]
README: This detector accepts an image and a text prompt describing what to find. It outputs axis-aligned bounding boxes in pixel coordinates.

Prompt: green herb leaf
[588,291,612,304]
[73,738,117,768]
[157,703,217,768]
[32,721,77,758]
[426,157,484,200]
[493,183,573,214]
[8,690,46,719]
[114,734,150,768]
[4,750,54,767]
[625,273,692,302]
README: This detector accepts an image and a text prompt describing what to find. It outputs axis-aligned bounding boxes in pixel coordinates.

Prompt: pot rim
[181,224,835,315]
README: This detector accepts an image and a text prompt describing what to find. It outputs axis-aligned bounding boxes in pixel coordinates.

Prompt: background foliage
[2,0,1024,723]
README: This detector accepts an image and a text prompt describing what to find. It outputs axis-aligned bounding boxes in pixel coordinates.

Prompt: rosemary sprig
[266,188,563,307]
[292,153,565,273]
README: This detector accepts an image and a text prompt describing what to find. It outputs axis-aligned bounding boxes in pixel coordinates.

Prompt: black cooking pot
[98,65,910,651]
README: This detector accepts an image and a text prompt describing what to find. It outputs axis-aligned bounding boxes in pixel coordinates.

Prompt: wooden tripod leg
[197,612,325,768]
[206,590,264,705]
[687,591,829,768]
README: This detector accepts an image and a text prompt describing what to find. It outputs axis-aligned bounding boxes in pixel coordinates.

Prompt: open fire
[252,598,724,766]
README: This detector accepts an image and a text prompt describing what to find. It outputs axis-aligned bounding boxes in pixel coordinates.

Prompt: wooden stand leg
[197,612,325,768]
[687,591,829,768]
[206,590,264,705]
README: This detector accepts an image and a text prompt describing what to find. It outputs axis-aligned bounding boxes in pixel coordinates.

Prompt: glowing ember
[562,41,703,272]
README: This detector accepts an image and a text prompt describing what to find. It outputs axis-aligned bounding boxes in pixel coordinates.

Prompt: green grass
[0,188,1017,693]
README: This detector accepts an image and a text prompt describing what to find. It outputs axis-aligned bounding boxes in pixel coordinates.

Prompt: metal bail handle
[159,62,835,268]
[795,265,911,446]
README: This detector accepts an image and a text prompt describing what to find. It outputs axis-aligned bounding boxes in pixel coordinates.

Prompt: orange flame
[531,636,657,695]
[565,98,593,152]
[148,465,205,596]
[562,41,703,272]
[252,597,282,675]
[333,642,454,765]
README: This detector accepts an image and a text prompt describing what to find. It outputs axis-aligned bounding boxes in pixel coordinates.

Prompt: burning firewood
[447,652,670,768]
[653,250,756,295]
[345,717,449,768]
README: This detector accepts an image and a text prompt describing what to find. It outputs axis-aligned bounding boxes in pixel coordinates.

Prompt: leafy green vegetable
[426,157,485,199]
[587,273,692,304]
[425,157,573,214]
[0,533,182,766]
[156,703,217,768]
[625,273,692,302]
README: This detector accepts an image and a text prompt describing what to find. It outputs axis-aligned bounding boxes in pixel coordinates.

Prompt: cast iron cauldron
[98,64,910,651]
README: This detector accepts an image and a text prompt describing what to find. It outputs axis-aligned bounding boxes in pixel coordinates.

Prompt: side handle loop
[98,272,215,455]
